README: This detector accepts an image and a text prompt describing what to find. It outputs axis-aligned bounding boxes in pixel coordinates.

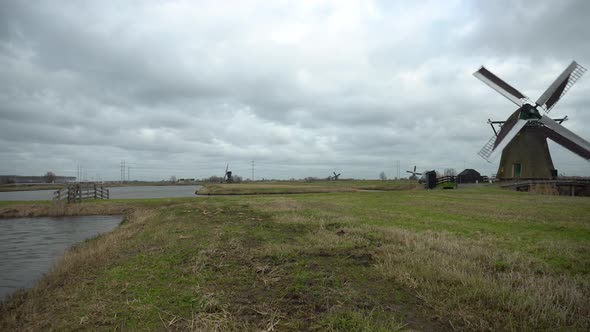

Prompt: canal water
[0,185,202,201]
[0,215,123,300]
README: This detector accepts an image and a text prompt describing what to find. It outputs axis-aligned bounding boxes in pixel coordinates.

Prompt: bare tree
[207,175,223,183]
[169,175,177,183]
[44,171,56,183]
[379,171,387,181]
[444,168,457,176]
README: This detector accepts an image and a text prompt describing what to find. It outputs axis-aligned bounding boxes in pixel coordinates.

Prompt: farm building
[458,169,481,183]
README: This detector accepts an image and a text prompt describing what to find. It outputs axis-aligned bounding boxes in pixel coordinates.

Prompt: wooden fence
[53,183,109,202]
[435,175,458,188]
[430,175,490,189]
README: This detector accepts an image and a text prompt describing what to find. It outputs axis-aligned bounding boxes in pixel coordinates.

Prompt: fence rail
[499,177,590,184]
[436,175,457,186]
[53,183,109,202]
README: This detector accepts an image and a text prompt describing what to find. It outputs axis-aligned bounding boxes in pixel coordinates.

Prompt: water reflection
[0,215,123,300]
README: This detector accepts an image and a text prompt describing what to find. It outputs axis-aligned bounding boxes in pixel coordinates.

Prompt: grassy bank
[0,184,64,192]
[198,180,421,195]
[1,188,589,330]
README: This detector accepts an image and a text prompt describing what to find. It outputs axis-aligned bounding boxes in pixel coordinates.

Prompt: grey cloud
[461,1,590,58]
[0,0,589,180]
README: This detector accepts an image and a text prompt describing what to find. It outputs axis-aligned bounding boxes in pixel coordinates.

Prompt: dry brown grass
[370,226,590,330]
[255,220,590,330]
[529,183,560,195]
[247,193,590,330]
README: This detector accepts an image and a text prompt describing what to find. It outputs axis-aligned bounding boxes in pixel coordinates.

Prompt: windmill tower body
[495,108,555,179]
[496,126,554,179]
[473,61,590,179]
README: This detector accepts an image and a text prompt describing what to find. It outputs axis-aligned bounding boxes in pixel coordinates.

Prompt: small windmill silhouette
[406,166,422,181]
[222,164,233,183]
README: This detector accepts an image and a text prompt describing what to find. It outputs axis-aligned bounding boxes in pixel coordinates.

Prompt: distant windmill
[223,164,233,183]
[332,171,341,180]
[406,166,422,181]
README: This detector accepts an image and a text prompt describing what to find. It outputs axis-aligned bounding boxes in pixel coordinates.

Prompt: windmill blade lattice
[536,61,587,113]
[478,134,497,161]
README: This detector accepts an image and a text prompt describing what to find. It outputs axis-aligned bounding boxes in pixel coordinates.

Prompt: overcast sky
[1,0,589,181]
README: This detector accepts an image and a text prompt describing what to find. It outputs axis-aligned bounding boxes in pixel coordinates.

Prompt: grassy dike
[1,187,589,331]
[0,181,198,192]
[197,180,422,195]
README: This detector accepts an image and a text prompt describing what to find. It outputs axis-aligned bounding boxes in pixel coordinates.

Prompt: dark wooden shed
[424,170,437,189]
[458,169,481,183]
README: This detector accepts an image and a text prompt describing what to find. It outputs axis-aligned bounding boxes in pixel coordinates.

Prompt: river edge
[0,201,155,330]
[0,215,125,301]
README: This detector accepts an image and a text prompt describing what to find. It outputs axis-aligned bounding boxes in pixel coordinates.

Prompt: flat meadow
[1,182,589,331]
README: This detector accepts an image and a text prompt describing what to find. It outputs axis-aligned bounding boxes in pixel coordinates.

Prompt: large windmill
[406,166,422,181]
[474,61,590,179]
[331,171,341,180]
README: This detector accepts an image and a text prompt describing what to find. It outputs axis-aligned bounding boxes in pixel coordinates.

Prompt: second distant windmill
[222,164,233,183]
[407,166,422,181]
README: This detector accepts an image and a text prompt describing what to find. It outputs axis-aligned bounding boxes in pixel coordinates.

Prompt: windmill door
[513,164,521,178]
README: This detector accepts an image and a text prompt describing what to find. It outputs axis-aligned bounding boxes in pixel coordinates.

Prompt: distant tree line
[0,172,72,184]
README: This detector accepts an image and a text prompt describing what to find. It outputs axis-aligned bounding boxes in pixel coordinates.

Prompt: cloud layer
[1,0,589,180]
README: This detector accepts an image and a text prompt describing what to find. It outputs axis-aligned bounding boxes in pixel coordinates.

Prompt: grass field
[1,184,589,330]
[198,180,422,195]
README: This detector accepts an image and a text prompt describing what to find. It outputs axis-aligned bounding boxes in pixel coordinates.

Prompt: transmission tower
[120,160,126,183]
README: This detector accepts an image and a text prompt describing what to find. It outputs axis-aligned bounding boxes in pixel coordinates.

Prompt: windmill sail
[487,119,529,161]
[539,115,590,159]
[536,61,587,113]
[473,66,529,106]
